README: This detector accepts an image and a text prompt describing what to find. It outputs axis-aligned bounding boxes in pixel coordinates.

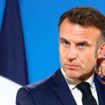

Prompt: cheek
[59,48,64,64]
[59,47,67,59]
[87,50,97,62]
[59,51,66,65]
[80,51,97,71]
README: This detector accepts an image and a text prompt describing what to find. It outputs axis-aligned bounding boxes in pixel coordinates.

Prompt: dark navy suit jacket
[16,69,105,105]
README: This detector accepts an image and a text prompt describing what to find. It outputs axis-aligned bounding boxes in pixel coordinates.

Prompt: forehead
[59,19,101,42]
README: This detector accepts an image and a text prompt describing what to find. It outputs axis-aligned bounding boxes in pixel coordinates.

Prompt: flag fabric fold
[0,0,28,85]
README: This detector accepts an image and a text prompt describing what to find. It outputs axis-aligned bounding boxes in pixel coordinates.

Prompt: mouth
[65,64,80,70]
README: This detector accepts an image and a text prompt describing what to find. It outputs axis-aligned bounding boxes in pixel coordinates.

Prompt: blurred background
[0,0,105,83]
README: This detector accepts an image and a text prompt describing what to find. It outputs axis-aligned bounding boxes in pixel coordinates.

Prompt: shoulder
[16,70,62,105]
[17,69,60,97]
[23,76,54,93]
[20,69,62,92]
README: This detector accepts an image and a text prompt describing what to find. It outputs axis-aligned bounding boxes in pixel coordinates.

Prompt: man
[16,7,105,105]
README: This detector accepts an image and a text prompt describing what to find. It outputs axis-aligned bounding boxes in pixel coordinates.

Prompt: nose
[67,45,77,61]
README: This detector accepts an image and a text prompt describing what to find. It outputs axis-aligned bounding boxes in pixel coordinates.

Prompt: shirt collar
[61,68,95,90]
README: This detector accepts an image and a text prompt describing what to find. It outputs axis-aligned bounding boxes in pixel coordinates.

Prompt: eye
[78,43,86,48]
[60,39,70,47]
[62,40,70,47]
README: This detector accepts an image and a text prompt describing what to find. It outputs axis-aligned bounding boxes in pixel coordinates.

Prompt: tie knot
[76,82,91,94]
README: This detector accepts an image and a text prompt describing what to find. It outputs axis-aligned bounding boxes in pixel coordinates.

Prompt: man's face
[59,19,101,81]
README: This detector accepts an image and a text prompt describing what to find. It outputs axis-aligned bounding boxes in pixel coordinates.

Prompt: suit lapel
[94,75,105,105]
[51,69,77,105]
[50,70,105,105]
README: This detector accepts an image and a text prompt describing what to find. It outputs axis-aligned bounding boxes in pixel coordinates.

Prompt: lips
[65,64,80,70]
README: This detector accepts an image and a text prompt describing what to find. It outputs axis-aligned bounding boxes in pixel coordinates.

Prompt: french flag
[0,0,28,104]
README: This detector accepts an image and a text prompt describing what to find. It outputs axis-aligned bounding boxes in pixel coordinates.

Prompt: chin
[67,74,81,80]
[68,72,86,79]
[66,71,80,77]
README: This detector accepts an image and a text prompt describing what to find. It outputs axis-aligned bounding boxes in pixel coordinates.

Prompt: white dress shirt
[61,68,99,105]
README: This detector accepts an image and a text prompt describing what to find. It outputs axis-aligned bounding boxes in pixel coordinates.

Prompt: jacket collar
[51,69,77,105]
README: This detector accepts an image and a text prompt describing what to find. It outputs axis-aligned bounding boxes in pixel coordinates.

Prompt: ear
[97,42,105,59]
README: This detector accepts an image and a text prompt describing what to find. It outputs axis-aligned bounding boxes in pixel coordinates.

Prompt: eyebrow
[76,41,90,46]
[59,37,69,42]
[59,37,91,45]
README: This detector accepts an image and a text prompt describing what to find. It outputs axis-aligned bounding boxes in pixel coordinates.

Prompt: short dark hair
[59,6,105,41]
